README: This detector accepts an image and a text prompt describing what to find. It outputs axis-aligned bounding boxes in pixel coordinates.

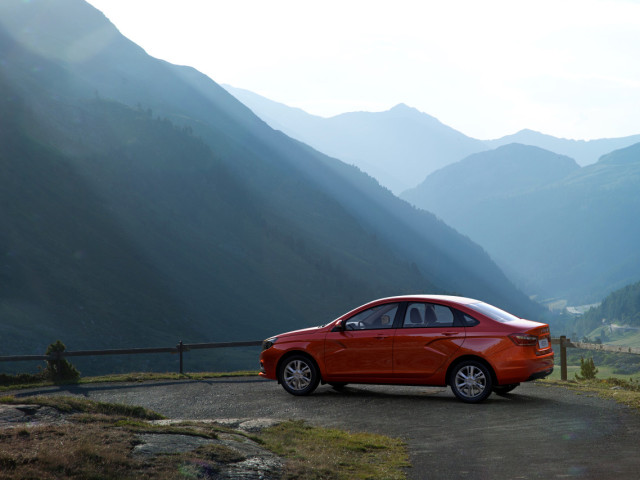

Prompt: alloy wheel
[451,361,493,403]
[284,359,312,391]
[279,355,320,396]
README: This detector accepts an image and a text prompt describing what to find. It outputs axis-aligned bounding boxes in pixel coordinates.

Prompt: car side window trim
[394,302,409,329]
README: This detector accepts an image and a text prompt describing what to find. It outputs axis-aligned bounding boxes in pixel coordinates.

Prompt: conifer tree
[575,356,598,381]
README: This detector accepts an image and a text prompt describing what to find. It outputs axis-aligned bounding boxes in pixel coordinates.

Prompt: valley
[0,0,639,376]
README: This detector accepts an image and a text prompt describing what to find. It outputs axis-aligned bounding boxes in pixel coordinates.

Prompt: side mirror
[331,320,345,332]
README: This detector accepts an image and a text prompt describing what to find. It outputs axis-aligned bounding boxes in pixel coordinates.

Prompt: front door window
[324,303,399,378]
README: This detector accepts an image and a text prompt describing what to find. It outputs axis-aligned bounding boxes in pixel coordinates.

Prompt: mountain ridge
[224,85,640,183]
[223,84,488,194]
[0,0,539,372]
[485,128,640,166]
[402,142,640,304]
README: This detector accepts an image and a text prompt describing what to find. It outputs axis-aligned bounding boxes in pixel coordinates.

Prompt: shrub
[575,356,598,381]
[44,340,80,382]
[0,372,47,386]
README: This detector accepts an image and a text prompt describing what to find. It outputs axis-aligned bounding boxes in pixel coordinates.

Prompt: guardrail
[2,337,638,381]
[0,340,263,375]
[552,336,640,381]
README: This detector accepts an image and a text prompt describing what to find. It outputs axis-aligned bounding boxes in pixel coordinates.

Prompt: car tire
[493,384,519,396]
[450,360,493,403]
[279,355,320,396]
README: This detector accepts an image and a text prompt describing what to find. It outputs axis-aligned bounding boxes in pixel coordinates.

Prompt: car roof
[335,295,483,322]
[375,294,480,305]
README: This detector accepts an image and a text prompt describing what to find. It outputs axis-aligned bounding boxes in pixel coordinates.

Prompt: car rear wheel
[493,384,519,396]
[279,355,320,396]
[450,360,493,403]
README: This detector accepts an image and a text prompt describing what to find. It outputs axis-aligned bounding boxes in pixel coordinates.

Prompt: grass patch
[0,422,144,479]
[257,420,410,480]
[0,395,163,420]
[0,372,50,388]
[546,364,640,382]
[0,370,259,392]
[0,397,410,479]
[541,377,640,411]
[81,370,259,384]
[195,443,247,463]
[0,397,241,479]
[586,326,640,348]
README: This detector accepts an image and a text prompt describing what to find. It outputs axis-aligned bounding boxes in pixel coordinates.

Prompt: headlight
[262,336,278,351]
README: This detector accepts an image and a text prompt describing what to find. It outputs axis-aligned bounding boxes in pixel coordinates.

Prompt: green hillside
[573,281,640,339]
[0,0,540,374]
[402,143,579,219]
[403,142,640,304]
[0,75,430,371]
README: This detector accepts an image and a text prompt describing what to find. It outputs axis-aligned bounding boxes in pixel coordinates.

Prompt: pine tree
[44,340,80,381]
[575,356,598,381]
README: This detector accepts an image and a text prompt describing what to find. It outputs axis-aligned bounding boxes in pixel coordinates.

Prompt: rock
[0,405,284,479]
[0,404,68,428]
[238,418,284,433]
[133,425,283,479]
[132,433,215,456]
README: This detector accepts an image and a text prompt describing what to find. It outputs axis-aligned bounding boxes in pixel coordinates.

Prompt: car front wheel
[450,360,493,403]
[279,355,320,396]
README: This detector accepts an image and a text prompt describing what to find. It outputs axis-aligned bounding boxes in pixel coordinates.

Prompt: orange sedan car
[259,295,554,403]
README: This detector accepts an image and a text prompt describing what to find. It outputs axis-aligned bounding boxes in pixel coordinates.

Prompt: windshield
[467,302,520,323]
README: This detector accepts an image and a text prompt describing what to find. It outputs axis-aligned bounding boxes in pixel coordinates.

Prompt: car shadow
[7,377,269,398]
[309,384,558,407]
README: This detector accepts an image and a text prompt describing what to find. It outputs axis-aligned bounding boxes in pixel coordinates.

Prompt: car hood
[277,325,325,338]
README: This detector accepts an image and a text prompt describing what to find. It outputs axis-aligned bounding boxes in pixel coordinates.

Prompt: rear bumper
[527,367,553,381]
[494,351,555,385]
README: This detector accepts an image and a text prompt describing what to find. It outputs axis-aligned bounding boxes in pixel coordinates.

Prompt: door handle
[375,336,389,340]
[443,332,459,336]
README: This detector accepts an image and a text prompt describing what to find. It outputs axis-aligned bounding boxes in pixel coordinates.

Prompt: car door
[393,302,465,380]
[323,302,399,380]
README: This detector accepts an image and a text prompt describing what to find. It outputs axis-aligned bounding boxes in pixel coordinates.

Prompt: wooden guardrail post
[560,335,568,381]
[178,341,184,374]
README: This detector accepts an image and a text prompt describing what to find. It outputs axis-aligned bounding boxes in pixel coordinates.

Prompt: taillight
[509,333,538,346]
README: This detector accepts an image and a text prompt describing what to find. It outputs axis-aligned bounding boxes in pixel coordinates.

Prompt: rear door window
[403,303,455,328]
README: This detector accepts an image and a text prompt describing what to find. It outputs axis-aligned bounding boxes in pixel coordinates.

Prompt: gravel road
[12,378,640,479]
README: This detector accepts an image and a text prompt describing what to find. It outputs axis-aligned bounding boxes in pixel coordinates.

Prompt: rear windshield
[467,302,520,323]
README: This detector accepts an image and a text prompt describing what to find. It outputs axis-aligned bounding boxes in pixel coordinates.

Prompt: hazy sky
[86,0,640,140]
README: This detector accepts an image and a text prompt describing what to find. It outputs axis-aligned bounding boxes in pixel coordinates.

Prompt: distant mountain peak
[515,128,543,136]
[390,102,413,111]
[387,103,424,116]
[384,103,444,126]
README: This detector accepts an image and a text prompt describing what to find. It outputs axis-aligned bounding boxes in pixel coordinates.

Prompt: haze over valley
[224,85,640,194]
[1,0,639,373]
[225,87,640,308]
